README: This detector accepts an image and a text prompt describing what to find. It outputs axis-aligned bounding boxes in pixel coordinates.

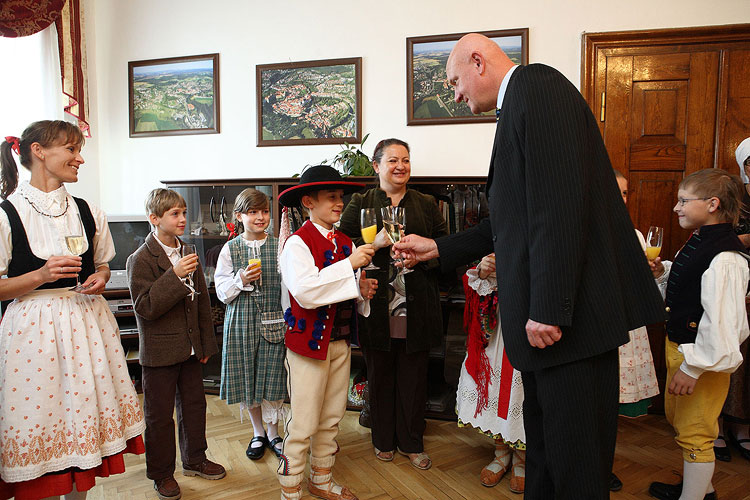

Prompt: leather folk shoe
[154,476,181,500]
[182,459,226,480]
[649,481,717,500]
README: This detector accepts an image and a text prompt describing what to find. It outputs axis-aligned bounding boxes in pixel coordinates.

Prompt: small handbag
[260,310,286,343]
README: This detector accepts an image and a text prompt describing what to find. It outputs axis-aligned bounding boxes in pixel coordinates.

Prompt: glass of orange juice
[360,208,379,270]
[646,226,663,261]
[248,245,262,295]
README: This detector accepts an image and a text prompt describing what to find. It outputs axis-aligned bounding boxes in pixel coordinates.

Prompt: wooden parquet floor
[87,396,750,499]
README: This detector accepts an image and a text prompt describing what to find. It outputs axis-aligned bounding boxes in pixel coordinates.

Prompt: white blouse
[0,181,114,276]
[279,222,369,316]
[659,251,750,378]
[214,236,268,304]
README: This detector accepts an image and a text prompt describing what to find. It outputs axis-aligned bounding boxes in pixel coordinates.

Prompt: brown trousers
[363,340,429,453]
[141,356,208,480]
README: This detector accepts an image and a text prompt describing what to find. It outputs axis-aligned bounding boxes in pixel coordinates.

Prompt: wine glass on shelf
[65,211,86,292]
[360,208,380,270]
[180,243,201,297]
[645,226,663,261]
[248,244,262,296]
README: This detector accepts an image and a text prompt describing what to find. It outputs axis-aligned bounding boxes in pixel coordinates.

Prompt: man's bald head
[446,33,515,115]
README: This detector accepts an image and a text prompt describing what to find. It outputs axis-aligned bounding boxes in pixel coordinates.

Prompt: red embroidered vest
[283,220,357,360]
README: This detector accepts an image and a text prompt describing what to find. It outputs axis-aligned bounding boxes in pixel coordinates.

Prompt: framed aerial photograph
[128,53,220,138]
[406,29,528,126]
[256,57,362,147]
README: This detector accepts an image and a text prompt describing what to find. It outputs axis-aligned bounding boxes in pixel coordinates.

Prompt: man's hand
[525,319,562,349]
[393,234,439,263]
[668,368,697,396]
[359,270,378,300]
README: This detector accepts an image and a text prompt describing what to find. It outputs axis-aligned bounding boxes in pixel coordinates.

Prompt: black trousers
[363,339,429,453]
[142,356,208,480]
[522,349,619,500]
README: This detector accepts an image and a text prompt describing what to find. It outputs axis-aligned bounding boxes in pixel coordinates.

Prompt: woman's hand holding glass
[40,255,82,284]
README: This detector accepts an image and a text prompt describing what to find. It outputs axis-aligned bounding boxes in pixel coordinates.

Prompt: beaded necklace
[21,193,69,218]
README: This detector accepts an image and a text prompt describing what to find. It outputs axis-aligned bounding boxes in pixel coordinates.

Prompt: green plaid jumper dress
[219,235,287,405]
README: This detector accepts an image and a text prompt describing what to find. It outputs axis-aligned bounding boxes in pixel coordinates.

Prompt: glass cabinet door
[170,184,274,287]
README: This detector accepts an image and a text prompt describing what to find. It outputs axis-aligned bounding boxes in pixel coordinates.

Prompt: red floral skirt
[0,435,144,500]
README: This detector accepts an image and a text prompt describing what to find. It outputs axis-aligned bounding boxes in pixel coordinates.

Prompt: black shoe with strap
[246,435,268,460]
[714,435,731,462]
[268,436,283,458]
[649,481,717,500]
[728,429,750,461]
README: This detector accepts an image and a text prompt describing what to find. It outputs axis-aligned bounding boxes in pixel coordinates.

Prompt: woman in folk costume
[0,121,145,500]
[456,254,526,494]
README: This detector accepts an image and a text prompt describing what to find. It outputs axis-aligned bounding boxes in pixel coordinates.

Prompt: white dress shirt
[0,181,114,276]
[658,252,750,378]
[279,222,369,316]
[497,64,519,111]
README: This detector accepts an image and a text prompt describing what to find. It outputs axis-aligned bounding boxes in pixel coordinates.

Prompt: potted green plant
[330,133,374,177]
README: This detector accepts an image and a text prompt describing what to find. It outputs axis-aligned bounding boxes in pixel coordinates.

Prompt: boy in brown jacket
[127,188,225,500]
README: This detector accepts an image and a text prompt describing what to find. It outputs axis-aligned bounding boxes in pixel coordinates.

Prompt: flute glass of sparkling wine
[248,244,262,296]
[646,226,663,261]
[180,243,201,296]
[381,206,412,275]
[65,211,86,291]
[360,208,380,270]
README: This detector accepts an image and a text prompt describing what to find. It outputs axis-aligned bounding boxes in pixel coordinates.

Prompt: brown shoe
[154,476,181,500]
[182,459,226,480]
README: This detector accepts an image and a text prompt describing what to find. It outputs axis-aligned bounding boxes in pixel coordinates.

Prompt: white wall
[84,0,750,215]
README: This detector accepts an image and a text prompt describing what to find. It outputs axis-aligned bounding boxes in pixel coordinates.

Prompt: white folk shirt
[279,222,370,317]
[657,252,750,379]
[0,181,114,276]
[214,236,269,304]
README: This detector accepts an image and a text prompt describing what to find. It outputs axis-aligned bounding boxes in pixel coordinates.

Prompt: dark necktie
[495,108,501,121]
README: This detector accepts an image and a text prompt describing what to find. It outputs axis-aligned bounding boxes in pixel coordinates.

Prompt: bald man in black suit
[395,33,665,499]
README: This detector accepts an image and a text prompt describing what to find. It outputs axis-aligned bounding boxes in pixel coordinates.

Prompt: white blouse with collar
[0,181,114,276]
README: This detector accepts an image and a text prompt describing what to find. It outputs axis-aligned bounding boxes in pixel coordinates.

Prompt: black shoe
[246,435,268,460]
[728,429,750,461]
[714,438,731,462]
[268,436,283,458]
[610,472,623,492]
[649,481,717,500]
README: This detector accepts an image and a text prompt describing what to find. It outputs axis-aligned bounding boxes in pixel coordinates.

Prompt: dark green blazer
[339,187,448,352]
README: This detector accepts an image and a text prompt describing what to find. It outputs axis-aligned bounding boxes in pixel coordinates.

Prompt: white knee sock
[680,460,714,500]
[248,405,266,448]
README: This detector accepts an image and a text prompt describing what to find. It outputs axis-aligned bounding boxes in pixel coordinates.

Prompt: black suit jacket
[438,64,666,372]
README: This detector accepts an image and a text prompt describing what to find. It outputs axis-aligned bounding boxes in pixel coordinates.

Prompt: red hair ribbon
[4,136,20,155]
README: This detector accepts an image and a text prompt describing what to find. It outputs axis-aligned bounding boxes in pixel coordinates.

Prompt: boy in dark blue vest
[649,169,749,500]
[276,166,377,500]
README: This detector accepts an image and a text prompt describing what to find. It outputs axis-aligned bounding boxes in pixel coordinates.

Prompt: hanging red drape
[0,0,65,37]
[56,0,90,136]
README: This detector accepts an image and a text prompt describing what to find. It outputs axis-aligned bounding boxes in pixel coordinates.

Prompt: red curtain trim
[0,0,65,38]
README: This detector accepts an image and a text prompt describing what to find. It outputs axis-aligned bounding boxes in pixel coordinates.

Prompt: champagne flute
[248,244,262,296]
[381,207,412,275]
[360,208,379,271]
[646,226,664,261]
[65,211,86,291]
[180,243,201,297]
[393,207,413,275]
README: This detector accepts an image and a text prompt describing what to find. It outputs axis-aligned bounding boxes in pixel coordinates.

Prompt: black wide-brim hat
[278,165,365,207]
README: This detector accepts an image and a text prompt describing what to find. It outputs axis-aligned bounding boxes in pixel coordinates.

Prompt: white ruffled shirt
[0,181,114,276]
[215,235,270,304]
[279,222,369,316]
[657,252,750,378]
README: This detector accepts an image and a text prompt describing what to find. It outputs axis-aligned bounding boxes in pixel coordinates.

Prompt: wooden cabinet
[161,176,487,419]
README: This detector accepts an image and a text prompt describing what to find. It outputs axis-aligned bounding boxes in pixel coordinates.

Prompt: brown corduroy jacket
[126,233,218,367]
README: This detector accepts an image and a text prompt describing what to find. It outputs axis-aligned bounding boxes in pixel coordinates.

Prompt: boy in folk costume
[276,166,378,500]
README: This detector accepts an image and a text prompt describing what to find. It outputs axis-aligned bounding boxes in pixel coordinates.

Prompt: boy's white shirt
[215,236,268,304]
[279,221,370,316]
[658,251,750,378]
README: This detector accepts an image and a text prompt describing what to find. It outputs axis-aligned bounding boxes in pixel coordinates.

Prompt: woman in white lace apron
[456,254,526,494]
[0,121,145,500]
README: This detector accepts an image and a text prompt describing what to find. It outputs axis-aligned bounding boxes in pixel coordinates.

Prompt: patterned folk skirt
[0,289,145,496]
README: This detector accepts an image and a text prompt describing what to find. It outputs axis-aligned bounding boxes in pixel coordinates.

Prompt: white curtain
[0,24,65,183]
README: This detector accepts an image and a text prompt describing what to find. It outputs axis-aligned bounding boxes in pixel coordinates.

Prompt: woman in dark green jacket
[339,138,448,470]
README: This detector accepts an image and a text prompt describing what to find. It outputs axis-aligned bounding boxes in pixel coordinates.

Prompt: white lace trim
[466,267,497,296]
[18,181,68,211]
